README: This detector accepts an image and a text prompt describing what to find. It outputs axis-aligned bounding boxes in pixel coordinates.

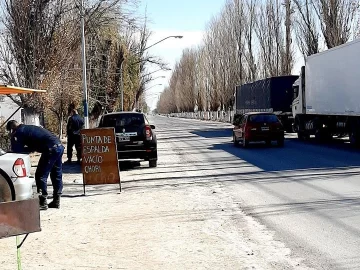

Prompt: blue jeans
[35,145,64,196]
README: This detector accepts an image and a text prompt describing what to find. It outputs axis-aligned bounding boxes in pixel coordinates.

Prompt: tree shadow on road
[191,128,233,138]
[209,140,360,171]
[191,127,360,171]
[62,160,144,174]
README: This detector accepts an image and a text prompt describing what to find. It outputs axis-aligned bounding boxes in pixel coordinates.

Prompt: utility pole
[120,62,124,111]
[81,0,89,129]
[285,0,292,75]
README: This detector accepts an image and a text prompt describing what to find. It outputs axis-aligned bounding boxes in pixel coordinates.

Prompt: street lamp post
[142,68,171,78]
[121,36,183,112]
[135,84,163,111]
[142,36,183,51]
[145,84,163,92]
[151,75,166,80]
[81,0,89,129]
[120,61,124,111]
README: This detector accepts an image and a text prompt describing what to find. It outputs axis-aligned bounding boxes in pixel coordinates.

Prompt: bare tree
[0,0,125,125]
[255,0,293,77]
[0,0,72,123]
[313,0,359,48]
[244,0,258,82]
[284,0,294,74]
[294,0,321,58]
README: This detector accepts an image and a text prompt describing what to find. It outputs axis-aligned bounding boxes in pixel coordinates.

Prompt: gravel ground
[0,117,314,270]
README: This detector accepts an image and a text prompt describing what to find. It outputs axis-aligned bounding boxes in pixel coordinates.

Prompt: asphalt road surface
[145,115,360,270]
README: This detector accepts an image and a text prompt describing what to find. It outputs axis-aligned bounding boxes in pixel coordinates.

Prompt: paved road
[2,115,359,269]
[146,115,360,270]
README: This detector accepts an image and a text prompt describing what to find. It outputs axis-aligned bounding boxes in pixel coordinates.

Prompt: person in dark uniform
[6,120,64,210]
[66,108,84,164]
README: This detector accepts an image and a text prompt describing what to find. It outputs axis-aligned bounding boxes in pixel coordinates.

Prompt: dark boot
[39,195,48,210]
[48,195,60,209]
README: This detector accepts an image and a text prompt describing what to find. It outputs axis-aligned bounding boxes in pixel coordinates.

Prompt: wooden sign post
[80,128,121,194]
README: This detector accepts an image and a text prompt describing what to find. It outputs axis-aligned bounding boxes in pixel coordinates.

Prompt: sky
[137,0,305,111]
[137,0,227,110]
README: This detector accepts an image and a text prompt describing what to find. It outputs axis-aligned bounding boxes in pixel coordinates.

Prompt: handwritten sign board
[80,128,120,189]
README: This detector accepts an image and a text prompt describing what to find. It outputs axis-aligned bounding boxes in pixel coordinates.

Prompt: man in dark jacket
[6,120,64,210]
[66,108,84,164]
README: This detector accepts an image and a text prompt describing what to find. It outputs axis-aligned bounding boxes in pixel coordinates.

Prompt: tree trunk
[59,111,64,139]
[284,0,292,74]
[22,107,40,126]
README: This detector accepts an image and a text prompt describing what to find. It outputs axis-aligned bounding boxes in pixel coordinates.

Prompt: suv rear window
[248,114,279,123]
[99,113,145,128]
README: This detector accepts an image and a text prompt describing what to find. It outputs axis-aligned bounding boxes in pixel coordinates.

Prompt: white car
[0,148,34,202]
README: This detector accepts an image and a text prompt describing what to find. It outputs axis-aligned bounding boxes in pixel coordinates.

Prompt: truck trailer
[235,76,299,132]
[292,39,360,145]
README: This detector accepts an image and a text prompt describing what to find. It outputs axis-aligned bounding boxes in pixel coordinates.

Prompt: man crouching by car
[6,120,64,210]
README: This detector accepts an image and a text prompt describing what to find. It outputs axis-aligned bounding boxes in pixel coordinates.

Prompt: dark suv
[233,112,284,148]
[98,112,158,167]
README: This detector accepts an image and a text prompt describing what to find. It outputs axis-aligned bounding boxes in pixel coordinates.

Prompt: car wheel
[277,138,285,147]
[149,160,157,168]
[297,131,309,141]
[350,131,360,147]
[0,171,15,202]
[243,137,249,148]
[233,133,239,146]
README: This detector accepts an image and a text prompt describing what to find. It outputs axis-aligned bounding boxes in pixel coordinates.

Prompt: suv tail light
[245,124,257,136]
[275,122,283,130]
[145,125,153,141]
[13,158,27,177]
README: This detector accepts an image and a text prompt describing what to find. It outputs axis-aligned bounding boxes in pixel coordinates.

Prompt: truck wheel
[315,129,322,141]
[315,129,332,141]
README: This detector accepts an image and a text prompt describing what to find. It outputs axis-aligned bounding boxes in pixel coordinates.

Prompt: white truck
[292,39,360,145]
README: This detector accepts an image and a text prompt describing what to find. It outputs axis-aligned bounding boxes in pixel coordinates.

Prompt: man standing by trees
[65,106,84,164]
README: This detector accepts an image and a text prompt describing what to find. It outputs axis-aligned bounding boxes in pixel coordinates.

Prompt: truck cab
[292,66,307,135]
[292,66,306,119]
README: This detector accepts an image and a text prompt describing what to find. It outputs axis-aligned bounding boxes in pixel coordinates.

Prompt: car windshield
[100,114,145,128]
[248,114,279,123]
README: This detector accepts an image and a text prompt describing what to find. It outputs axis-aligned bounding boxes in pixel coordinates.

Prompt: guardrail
[169,111,235,124]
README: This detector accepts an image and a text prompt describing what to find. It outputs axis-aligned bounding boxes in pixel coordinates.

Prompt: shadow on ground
[210,140,360,171]
[62,160,143,174]
[191,128,233,138]
[192,127,360,172]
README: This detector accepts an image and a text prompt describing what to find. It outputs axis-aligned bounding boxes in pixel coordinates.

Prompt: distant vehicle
[292,39,360,145]
[235,75,298,132]
[98,112,158,167]
[0,148,34,202]
[233,112,284,148]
